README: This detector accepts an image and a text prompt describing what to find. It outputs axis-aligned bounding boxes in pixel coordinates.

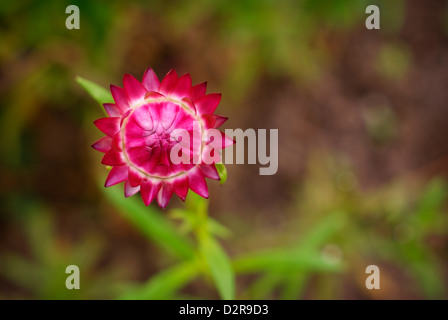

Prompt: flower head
[92,68,233,208]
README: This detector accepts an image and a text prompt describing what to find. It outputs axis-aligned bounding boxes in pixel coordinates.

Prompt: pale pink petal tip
[123,74,146,104]
[124,181,140,197]
[142,67,160,92]
[92,136,112,153]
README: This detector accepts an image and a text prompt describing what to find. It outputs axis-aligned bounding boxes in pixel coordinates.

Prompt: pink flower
[92,68,234,208]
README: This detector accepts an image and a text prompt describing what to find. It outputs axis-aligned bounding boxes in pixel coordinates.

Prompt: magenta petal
[173,177,189,201]
[124,181,140,197]
[213,114,228,128]
[141,181,161,206]
[105,165,128,187]
[191,121,203,157]
[110,85,130,113]
[159,69,178,95]
[94,117,120,137]
[127,146,152,170]
[123,74,147,105]
[181,97,197,114]
[125,113,154,140]
[102,149,125,166]
[190,82,207,102]
[120,109,132,127]
[92,136,112,153]
[199,164,219,180]
[103,103,121,117]
[201,114,216,129]
[132,104,154,131]
[195,93,221,114]
[128,167,143,187]
[189,168,209,198]
[142,67,160,92]
[111,133,122,151]
[152,164,169,176]
[145,91,165,100]
[172,73,192,99]
[170,111,194,133]
[220,131,235,149]
[157,182,174,208]
[159,101,179,130]
[144,147,161,172]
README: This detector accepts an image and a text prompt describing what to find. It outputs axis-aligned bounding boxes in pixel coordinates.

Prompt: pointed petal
[103,103,121,117]
[92,136,112,153]
[173,177,189,201]
[201,114,216,129]
[213,114,228,128]
[172,73,192,99]
[124,181,140,197]
[159,69,178,95]
[189,168,209,198]
[120,109,132,127]
[181,97,197,114]
[128,167,144,187]
[145,91,165,100]
[220,131,235,149]
[157,182,174,208]
[110,85,130,113]
[170,112,194,137]
[140,181,161,206]
[123,74,147,105]
[191,121,202,159]
[199,164,220,180]
[102,149,126,166]
[195,93,221,114]
[105,165,128,187]
[111,133,122,151]
[190,82,207,102]
[94,117,120,137]
[142,67,160,92]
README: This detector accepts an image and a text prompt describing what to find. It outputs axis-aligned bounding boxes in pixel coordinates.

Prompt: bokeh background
[1,0,448,299]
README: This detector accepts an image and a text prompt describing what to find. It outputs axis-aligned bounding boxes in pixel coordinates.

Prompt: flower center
[122,98,200,179]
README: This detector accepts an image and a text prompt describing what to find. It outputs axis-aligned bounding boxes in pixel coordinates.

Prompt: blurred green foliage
[0,202,128,299]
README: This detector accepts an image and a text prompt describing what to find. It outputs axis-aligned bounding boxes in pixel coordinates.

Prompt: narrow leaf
[233,249,343,274]
[119,261,199,300]
[201,236,235,300]
[76,76,113,106]
[99,180,195,260]
[215,163,227,185]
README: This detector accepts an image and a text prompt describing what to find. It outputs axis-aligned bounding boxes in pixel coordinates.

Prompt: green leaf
[297,212,346,252]
[118,261,199,300]
[169,208,231,238]
[414,179,447,232]
[208,218,232,238]
[100,180,195,260]
[233,214,345,275]
[215,163,227,185]
[76,76,113,107]
[0,253,41,290]
[200,236,235,300]
[280,273,309,300]
[233,248,343,274]
[245,273,282,299]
